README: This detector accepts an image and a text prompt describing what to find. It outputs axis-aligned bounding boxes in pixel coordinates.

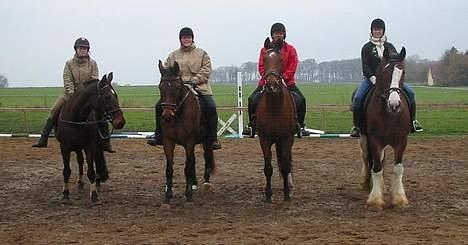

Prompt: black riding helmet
[270,22,286,39]
[179,27,194,40]
[74,37,90,49]
[370,18,386,35]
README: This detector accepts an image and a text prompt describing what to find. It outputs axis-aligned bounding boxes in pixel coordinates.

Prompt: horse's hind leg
[367,140,385,210]
[260,137,273,203]
[60,146,71,202]
[391,139,409,208]
[202,143,215,185]
[359,136,371,191]
[76,150,85,190]
[184,143,196,202]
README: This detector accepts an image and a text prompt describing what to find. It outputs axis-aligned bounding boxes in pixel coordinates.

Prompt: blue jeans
[352,79,416,111]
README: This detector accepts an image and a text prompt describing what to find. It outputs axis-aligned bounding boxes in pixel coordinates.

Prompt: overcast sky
[1,0,467,87]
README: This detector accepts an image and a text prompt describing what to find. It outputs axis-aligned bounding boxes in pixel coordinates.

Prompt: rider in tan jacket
[147,27,221,150]
[32,37,114,152]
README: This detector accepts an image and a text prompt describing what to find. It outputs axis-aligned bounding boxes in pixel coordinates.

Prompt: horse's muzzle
[111,111,126,129]
[162,108,176,122]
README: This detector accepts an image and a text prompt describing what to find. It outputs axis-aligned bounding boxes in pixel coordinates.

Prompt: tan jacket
[164,43,213,95]
[63,55,99,98]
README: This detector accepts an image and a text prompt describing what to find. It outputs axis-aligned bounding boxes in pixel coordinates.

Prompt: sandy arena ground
[1,136,468,244]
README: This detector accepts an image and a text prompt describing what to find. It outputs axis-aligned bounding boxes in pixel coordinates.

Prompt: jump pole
[237,72,244,138]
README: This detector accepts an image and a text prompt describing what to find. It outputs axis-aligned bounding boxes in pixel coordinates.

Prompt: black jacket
[361,41,396,79]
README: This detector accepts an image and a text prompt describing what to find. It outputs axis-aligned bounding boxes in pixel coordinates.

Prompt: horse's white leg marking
[367,170,385,209]
[63,182,69,192]
[89,182,97,198]
[359,136,369,187]
[287,172,294,188]
[391,163,408,207]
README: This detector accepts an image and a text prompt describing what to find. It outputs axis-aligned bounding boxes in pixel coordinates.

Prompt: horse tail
[95,148,109,182]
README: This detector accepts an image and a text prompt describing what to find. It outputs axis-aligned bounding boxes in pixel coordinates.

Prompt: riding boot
[203,96,221,150]
[350,109,361,137]
[32,118,54,147]
[147,102,163,146]
[243,89,261,138]
[409,103,423,133]
[99,122,115,153]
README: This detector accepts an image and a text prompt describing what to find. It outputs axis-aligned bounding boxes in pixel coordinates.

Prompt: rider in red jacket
[243,22,309,138]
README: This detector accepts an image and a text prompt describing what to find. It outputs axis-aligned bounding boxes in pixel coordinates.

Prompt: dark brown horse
[256,38,297,202]
[360,47,410,210]
[55,73,125,204]
[157,60,216,205]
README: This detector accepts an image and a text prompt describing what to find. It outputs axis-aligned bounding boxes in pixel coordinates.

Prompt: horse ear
[158,60,165,76]
[173,61,180,75]
[101,74,107,83]
[399,47,406,61]
[264,37,271,49]
[107,72,113,83]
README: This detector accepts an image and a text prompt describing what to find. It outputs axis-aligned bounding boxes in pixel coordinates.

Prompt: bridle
[159,77,193,114]
[60,82,122,126]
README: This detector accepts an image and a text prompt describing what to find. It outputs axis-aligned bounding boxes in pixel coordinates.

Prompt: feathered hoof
[366,199,385,211]
[391,196,409,209]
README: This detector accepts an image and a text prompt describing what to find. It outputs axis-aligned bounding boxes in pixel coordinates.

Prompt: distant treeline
[210,46,468,87]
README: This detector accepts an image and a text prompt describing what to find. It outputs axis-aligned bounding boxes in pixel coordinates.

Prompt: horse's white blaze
[369,170,384,202]
[391,163,406,197]
[388,67,403,108]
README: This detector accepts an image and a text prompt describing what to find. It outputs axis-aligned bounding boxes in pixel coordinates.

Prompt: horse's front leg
[391,138,409,208]
[367,139,385,210]
[76,150,85,190]
[184,142,196,202]
[260,136,273,203]
[85,146,98,203]
[60,145,72,202]
[163,142,176,204]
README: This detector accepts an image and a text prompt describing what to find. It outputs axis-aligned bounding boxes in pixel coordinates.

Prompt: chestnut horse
[56,73,125,204]
[157,60,216,205]
[256,38,297,202]
[360,47,410,210]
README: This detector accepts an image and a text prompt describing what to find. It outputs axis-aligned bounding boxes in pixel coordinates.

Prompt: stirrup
[350,126,360,137]
[413,120,424,132]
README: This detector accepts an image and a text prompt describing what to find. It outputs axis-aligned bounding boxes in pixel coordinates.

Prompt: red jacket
[258,41,298,87]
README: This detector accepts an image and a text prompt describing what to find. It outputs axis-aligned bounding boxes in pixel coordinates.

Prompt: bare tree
[0,75,8,88]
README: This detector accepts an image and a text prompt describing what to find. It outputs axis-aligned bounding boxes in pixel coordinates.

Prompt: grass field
[1,83,467,135]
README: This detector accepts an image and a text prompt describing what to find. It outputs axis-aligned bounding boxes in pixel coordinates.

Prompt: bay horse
[360,47,410,210]
[157,60,216,205]
[256,38,297,202]
[55,73,125,204]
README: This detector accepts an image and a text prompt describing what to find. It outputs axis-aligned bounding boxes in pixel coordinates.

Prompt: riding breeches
[48,95,65,119]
